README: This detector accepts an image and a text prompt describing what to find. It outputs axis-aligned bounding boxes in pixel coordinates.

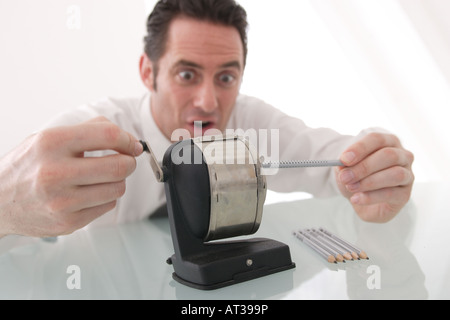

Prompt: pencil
[293,231,337,264]
[318,227,360,260]
[300,230,345,263]
[311,228,354,260]
[262,160,344,169]
[319,227,369,260]
[309,228,354,261]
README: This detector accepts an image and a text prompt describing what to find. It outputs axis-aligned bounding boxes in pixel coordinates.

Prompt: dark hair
[144,0,248,84]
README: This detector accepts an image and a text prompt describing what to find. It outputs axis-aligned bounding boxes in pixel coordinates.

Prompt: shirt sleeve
[40,97,138,129]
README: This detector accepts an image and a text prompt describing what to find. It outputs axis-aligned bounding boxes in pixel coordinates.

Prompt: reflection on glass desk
[1,181,449,299]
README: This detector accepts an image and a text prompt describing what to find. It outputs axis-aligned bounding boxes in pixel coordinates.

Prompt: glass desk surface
[1,181,449,300]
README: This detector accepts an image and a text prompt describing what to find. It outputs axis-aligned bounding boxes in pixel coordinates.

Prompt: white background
[1,0,449,187]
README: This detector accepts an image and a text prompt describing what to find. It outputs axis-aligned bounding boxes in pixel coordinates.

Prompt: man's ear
[139,53,156,92]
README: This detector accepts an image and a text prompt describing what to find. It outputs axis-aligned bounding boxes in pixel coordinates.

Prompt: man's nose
[192,81,219,112]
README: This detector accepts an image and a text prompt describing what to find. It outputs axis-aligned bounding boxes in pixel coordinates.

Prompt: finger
[57,201,118,235]
[350,200,403,223]
[350,187,412,207]
[83,116,111,124]
[66,154,137,186]
[69,181,127,212]
[349,186,412,223]
[47,180,126,215]
[340,133,402,166]
[68,121,143,156]
[74,200,117,229]
[345,166,414,193]
[338,147,414,185]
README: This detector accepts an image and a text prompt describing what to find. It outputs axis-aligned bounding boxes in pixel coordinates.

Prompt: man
[0,0,414,239]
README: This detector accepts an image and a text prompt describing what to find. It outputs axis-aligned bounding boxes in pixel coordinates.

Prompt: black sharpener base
[167,237,295,290]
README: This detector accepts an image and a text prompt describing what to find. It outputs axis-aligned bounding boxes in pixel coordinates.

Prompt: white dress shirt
[37,92,376,227]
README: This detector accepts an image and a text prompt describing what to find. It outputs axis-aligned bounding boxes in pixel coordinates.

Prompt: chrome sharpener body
[145,135,295,290]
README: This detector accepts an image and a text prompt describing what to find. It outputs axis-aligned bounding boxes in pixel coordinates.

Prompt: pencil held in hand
[262,159,343,169]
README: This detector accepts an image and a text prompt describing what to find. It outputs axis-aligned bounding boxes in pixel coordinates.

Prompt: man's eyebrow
[220,60,242,71]
[173,59,242,71]
[174,59,203,69]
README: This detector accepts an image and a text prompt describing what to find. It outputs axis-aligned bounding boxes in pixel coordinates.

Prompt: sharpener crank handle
[140,140,165,182]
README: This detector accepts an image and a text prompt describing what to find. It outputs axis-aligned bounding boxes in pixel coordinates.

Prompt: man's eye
[219,74,235,83]
[178,70,195,81]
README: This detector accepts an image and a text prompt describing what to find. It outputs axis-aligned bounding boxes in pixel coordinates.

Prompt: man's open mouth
[193,121,212,128]
[189,120,219,136]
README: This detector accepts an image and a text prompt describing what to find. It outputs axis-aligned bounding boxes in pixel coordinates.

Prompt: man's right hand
[0,117,144,238]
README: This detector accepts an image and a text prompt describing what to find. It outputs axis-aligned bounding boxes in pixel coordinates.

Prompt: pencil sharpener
[145,135,295,290]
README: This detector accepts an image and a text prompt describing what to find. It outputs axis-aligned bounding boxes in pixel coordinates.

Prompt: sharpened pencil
[312,228,355,260]
[293,231,337,264]
[319,227,369,260]
[309,228,353,260]
[302,229,346,263]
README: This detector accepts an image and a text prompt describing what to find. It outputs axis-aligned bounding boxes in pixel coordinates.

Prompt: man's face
[145,16,244,140]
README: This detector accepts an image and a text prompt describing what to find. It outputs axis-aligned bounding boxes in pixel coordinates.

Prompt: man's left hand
[335,132,415,223]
